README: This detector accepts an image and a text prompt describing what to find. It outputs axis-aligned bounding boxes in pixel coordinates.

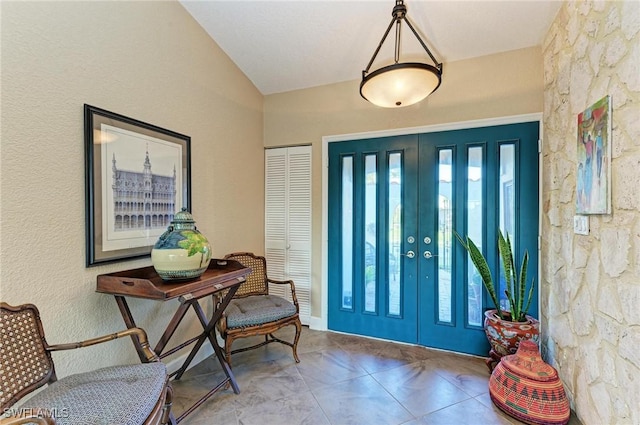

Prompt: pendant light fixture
[360,0,443,108]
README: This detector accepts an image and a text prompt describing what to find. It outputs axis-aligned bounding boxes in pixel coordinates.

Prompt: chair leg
[225,335,234,368]
[292,319,302,363]
[160,383,175,425]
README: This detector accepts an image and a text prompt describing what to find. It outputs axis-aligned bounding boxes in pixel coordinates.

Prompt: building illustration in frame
[111,150,177,231]
[100,122,184,254]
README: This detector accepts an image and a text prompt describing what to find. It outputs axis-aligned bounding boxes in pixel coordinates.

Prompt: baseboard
[309,315,327,331]
[164,344,214,376]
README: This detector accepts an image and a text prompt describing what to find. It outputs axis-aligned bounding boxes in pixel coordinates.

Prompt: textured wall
[264,47,544,317]
[541,1,640,424]
[0,1,264,376]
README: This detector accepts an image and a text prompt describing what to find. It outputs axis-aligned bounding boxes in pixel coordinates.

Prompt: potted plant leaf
[455,229,539,371]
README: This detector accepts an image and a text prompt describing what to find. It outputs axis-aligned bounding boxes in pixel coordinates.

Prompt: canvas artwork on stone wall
[576,95,611,214]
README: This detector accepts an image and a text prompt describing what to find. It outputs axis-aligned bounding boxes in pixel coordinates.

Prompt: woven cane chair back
[0,303,56,409]
[218,252,302,367]
[224,252,269,298]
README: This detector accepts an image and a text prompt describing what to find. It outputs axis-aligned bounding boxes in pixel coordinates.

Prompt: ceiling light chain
[360,0,443,108]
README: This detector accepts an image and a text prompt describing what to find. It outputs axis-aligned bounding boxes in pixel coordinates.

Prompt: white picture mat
[100,124,183,251]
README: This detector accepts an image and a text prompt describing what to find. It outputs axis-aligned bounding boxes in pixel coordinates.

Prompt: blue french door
[417,123,539,354]
[328,135,419,343]
[328,122,539,355]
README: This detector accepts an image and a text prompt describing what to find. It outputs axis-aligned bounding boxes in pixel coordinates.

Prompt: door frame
[316,113,543,337]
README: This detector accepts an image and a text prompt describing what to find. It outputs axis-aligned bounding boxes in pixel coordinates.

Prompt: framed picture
[576,95,611,214]
[85,104,191,266]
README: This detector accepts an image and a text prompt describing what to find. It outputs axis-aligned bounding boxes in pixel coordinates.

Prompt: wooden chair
[216,252,302,367]
[0,302,173,425]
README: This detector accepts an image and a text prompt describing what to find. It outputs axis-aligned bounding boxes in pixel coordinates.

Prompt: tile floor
[171,327,581,425]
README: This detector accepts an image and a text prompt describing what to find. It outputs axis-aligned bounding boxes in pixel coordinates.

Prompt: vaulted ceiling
[180,1,562,95]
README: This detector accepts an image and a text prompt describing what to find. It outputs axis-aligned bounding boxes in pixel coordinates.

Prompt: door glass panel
[364,154,377,313]
[499,143,515,311]
[467,146,483,327]
[388,152,402,316]
[437,149,453,323]
[341,156,354,310]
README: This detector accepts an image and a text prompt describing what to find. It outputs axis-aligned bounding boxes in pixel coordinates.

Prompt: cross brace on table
[113,284,240,423]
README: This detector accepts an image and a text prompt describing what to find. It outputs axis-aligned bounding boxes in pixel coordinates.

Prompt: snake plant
[455,229,534,322]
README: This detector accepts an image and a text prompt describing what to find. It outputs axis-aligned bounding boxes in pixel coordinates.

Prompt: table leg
[154,301,191,357]
[110,281,244,424]
[173,288,240,388]
[114,296,148,364]
[187,301,240,394]
[171,299,207,380]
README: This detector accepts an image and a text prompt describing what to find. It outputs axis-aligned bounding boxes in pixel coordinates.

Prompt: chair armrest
[0,409,55,424]
[47,328,159,363]
[267,278,295,287]
[267,278,300,312]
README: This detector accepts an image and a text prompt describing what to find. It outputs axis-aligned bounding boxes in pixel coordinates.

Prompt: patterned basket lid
[501,339,559,382]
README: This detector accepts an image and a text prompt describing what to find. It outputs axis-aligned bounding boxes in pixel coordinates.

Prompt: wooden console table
[96,259,251,423]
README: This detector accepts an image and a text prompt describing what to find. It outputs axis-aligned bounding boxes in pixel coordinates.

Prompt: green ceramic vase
[151,208,212,281]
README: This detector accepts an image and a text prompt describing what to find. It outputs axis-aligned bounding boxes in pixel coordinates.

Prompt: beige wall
[541,2,640,424]
[264,46,544,316]
[9,3,638,422]
[0,1,264,375]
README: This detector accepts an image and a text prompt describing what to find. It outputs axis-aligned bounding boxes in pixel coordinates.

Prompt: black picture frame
[85,104,191,266]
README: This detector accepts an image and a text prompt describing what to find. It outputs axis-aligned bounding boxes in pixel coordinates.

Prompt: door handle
[401,250,416,259]
[424,251,438,259]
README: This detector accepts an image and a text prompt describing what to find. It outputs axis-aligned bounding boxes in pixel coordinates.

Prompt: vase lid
[171,208,196,230]
[173,208,194,222]
[501,339,559,382]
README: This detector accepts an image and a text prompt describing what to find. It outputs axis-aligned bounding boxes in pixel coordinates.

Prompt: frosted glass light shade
[360,62,441,108]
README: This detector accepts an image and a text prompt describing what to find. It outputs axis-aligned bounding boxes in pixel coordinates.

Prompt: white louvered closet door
[265,146,312,325]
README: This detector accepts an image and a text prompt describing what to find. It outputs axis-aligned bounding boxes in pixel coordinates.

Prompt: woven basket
[489,339,570,425]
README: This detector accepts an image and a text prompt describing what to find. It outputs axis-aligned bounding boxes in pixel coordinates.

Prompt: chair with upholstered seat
[0,302,173,425]
[216,252,302,367]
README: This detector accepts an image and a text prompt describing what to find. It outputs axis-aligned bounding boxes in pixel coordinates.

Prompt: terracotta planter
[484,309,540,371]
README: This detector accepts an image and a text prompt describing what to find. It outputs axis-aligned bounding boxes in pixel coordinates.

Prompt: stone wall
[541,1,639,424]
